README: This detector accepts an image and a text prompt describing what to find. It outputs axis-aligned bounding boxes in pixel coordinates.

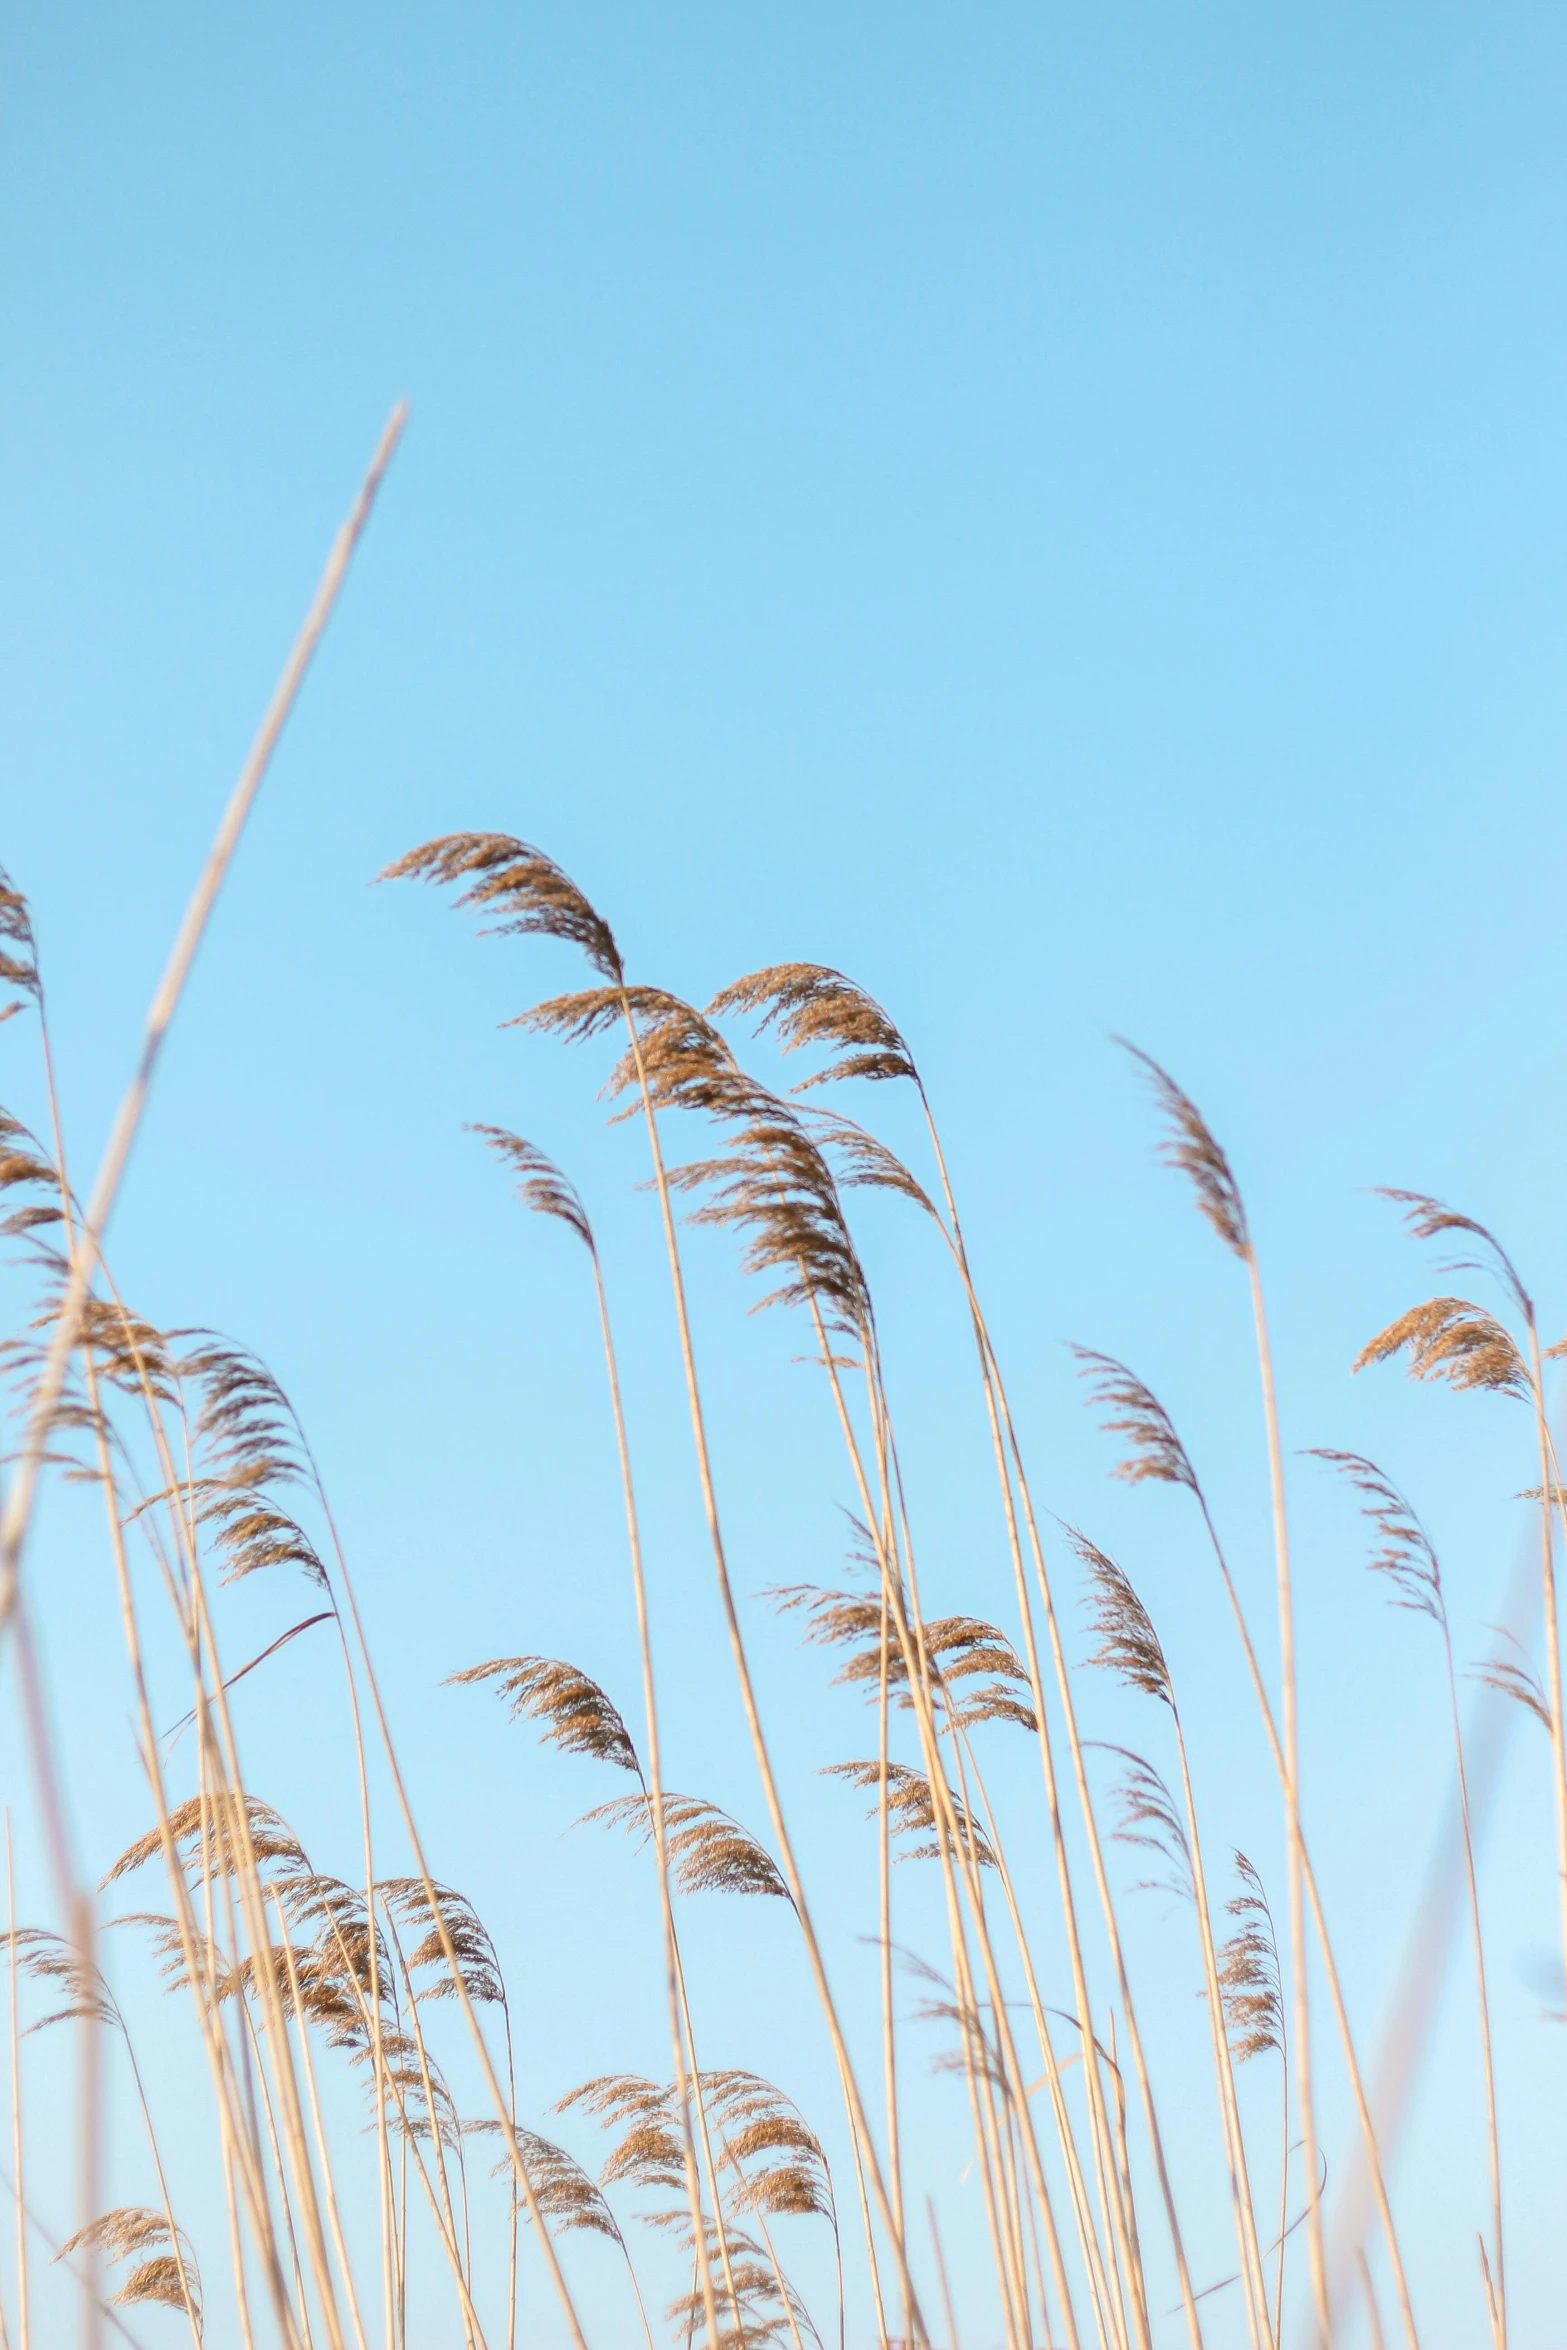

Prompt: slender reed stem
[1189,1488,1418,2349]
[1246,1264,1329,2347]
[926,2199,960,2350]
[1439,1616,1503,2348]
[0,401,407,1645]
[584,1243,727,2350]
[1170,1713,1271,2350]
[1525,1326,1567,2018]
[878,1580,905,2337]
[1273,2000,1290,2345]
[5,1822,24,2350]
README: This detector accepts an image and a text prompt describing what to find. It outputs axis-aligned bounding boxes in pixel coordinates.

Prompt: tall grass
[0,477,1559,2348]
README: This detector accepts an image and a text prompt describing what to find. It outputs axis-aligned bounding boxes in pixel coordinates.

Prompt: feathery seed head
[585,1791,794,1903]
[1474,1627,1553,1735]
[773,1584,1035,1731]
[1098,1744,1192,1902]
[0,1926,121,2035]
[1072,1529,1173,1706]
[824,1759,996,1868]
[1072,1346,1199,1494]
[471,1124,594,1250]
[56,2208,202,2323]
[1353,1297,1528,1399]
[501,2130,626,2243]
[709,964,918,1091]
[451,1655,641,1776]
[104,1792,308,1892]
[1308,1448,1443,1624]
[1376,1188,1531,1319]
[1120,1043,1250,1260]
[703,2071,835,2226]
[382,833,623,980]
[0,865,39,1013]
[378,1876,506,2006]
[806,1112,938,1220]
[523,978,879,1338]
[0,1108,61,1236]
[1218,1853,1284,2062]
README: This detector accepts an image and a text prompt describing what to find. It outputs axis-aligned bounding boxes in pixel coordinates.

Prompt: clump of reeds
[0,473,1561,2349]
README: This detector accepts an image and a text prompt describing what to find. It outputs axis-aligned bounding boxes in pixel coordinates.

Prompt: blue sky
[4,5,1567,2345]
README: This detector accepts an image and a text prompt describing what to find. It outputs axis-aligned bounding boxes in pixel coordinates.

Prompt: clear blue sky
[4,6,1567,2345]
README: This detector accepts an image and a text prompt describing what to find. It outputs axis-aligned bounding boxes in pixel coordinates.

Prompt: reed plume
[56,2209,203,2327]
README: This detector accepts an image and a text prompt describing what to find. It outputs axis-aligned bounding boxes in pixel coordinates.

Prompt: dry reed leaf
[452,1654,641,1775]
